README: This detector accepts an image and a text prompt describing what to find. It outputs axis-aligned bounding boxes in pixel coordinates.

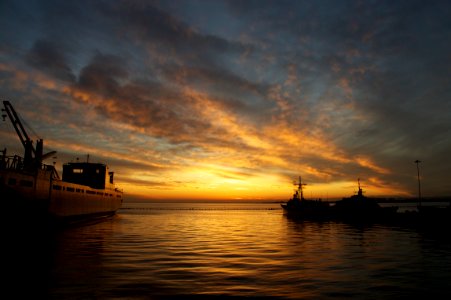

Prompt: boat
[281,176,330,219]
[282,177,399,222]
[0,100,123,224]
[330,178,398,221]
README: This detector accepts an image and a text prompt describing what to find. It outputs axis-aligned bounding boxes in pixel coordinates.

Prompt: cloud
[26,39,75,83]
[101,1,250,67]
[1,0,450,198]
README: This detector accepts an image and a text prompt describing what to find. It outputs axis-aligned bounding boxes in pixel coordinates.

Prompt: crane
[2,100,56,168]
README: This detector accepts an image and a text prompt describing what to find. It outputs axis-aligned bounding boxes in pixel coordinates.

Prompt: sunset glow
[1,0,450,201]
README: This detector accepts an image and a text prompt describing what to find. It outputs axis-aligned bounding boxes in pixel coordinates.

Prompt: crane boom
[2,100,35,155]
[1,100,55,168]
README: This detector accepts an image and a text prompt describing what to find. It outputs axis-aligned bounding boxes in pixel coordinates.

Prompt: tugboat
[0,100,123,224]
[331,178,398,221]
[281,176,330,219]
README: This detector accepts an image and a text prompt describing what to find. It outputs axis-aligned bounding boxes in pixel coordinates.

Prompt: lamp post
[414,160,421,207]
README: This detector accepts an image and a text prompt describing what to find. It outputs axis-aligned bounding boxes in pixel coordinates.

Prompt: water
[6,202,451,299]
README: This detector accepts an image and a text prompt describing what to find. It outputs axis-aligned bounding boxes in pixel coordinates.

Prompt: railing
[0,155,24,170]
[0,154,60,179]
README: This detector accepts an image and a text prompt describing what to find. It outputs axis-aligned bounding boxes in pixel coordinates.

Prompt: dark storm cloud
[52,0,267,145]
[71,53,210,139]
[78,53,128,95]
[163,65,266,97]
[101,0,250,66]
[25,39,76,83]
[161,65,273,117]
[70,52,261,155]
[100,0,268,124]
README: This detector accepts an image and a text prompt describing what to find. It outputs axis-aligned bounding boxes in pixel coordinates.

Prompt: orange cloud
[356,156,390,174]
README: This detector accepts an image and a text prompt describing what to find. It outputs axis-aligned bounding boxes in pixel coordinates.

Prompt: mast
[414,160,422,207]
[357,178,363,196]
[296,176,306,200]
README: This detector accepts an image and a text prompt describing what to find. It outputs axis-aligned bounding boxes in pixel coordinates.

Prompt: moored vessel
[281,176,330,219]
[0,100,123,224]
[281,177,399,222]
[330,178,398,221]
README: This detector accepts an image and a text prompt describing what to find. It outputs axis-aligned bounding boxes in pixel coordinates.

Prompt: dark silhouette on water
[280,176,330,219]
[281,177,398,222]
[331,178,398,222]
[281,175,451,229]
[0,100,123,225]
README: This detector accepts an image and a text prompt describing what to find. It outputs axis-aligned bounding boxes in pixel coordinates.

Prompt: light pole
[414,160,421,207]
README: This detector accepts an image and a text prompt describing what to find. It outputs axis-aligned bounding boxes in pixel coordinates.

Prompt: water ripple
[14,203,451,299]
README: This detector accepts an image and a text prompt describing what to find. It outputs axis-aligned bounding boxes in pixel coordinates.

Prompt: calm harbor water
[6,202,451,299]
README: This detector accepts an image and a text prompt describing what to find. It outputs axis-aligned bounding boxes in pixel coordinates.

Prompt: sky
[1,0,450,201]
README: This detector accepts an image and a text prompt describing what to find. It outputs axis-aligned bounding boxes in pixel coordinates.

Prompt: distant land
[371,197,451,204]
[122,196,451,204]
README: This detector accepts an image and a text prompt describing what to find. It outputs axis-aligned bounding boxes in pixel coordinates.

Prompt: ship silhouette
[0,100,123,225]
[280,176,330,219]
[331,178,398,221]
[281,177,398,222]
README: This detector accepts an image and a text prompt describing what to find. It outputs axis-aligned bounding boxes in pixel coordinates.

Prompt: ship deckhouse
[62,162,116,190]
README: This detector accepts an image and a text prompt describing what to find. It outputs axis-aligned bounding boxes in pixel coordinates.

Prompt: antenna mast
[414,160,422,207]
[295,176,307,200]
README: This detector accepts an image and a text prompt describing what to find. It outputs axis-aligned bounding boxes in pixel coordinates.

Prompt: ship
[330,178,398,221]
[0,100,123,224]
[281,177,399,222]
[281,176,330,219]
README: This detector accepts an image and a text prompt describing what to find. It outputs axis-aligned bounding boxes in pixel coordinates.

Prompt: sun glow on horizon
[2,0,447,200]
[117,170,411,202]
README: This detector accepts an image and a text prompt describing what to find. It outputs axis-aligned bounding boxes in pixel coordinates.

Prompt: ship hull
[281,201,332,220]
[0,168,123,224]
[281,198,399,222]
